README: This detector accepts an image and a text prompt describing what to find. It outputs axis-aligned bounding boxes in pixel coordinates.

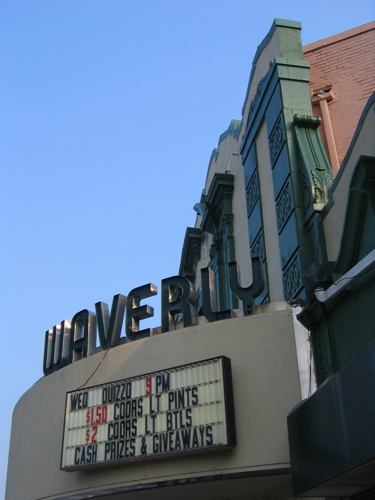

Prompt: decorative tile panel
[246,170,259,217]
[276,181,293,233]
[283,252,303,299]
[248,75,268,125]
[268,114,285,167]
[247,200,262,246]
[243,143,258,187]
[272,148,290,199]
[251,230,265,262]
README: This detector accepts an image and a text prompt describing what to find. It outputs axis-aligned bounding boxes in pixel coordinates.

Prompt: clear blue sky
[1,0,373,494]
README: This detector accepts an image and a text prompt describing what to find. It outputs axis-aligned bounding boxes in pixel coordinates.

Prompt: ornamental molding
[293,114,334,208]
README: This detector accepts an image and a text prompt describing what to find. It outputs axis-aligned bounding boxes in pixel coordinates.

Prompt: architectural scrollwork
[312,167,334,204]
[293,113,334,209]
[220,211,234,238]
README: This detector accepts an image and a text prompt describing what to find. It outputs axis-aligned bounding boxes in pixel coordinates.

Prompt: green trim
[240,57,310,161]
[201,173,235,234]
[179,228,202,282]
[200,173,237,311]
[274,18,302,29]
[218,119,241,142]
[334,156,375,276]
[240,22,316,304]
[293,113,334,206]
[298,154,375,384]
[209,119,242,163]
[242,19,303,115]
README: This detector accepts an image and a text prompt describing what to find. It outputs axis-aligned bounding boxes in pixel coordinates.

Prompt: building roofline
[241,19,302,115]
[303,20,375,53]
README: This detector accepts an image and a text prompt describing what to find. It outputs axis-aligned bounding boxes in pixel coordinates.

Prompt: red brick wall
[304,22,375,166]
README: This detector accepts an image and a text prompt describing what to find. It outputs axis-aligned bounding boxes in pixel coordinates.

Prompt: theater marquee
[61,356,236,470]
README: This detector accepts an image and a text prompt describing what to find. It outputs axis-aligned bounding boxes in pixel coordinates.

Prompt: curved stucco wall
[322,95,375,262]
[6,307,302,500]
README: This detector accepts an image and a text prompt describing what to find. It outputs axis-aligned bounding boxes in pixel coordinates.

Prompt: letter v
[95,294,126,350]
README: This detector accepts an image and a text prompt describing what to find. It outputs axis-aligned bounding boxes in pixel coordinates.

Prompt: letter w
[43,320,70,375]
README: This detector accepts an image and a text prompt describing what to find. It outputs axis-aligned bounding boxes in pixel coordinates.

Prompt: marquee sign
[61,356,236,470]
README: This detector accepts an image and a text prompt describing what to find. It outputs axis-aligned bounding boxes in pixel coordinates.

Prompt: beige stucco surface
[6,308,302,500]
[201,131,254,288]
[241,25,282,124]
[323,98,375,262]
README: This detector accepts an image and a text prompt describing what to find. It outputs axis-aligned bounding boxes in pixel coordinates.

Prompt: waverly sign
[43,259,263,376]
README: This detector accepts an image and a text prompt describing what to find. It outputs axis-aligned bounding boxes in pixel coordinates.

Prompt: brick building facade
[304,21,375,173]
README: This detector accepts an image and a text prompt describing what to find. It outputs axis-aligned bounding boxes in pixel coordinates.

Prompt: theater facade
[6,19,375,500]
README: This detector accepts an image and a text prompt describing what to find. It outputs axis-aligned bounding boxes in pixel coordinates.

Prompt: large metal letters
[43,260,263,375]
